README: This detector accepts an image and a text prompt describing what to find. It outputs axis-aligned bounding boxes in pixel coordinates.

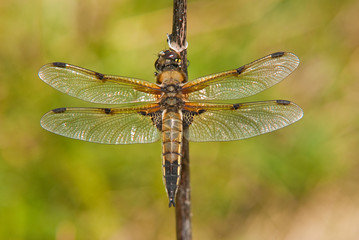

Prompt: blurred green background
[1,0,359,239]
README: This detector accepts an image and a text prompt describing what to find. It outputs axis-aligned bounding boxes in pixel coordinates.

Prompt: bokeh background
[1,0,358,239]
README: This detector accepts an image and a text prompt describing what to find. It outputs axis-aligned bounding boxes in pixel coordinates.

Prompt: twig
[169,0,188,76]
[169,0,192,239]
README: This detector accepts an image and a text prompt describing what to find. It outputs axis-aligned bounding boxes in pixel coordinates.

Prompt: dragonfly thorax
[159,79,185,111]
[159,88,184,110]
[156,69,186,85]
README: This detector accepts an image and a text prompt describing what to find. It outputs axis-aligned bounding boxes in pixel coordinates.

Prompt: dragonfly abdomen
[161,110,183,207]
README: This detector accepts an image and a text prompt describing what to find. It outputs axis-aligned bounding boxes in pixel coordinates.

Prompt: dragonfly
[39,50,303,207]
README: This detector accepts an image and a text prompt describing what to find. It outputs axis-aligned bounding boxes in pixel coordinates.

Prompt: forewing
[184,100,303,142]
[39,63,162,104]
[40,104,161,144]
[182,52,299,101]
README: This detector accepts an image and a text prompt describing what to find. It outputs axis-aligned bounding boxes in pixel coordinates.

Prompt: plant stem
[169,0,192,239]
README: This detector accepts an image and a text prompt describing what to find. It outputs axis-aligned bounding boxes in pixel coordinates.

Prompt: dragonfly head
[155,49,182,73]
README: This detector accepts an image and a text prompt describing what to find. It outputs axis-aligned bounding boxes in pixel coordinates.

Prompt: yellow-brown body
[161,110,183,206]
[157,69,186,207]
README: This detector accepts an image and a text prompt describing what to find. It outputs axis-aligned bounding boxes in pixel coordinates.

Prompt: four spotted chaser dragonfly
[39,49,303,207]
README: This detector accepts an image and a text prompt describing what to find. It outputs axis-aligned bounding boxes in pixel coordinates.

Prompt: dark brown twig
[169,0,188,77]
[169,0,191,239]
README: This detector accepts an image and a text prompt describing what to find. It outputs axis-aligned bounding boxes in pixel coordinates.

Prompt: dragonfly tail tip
[168,198,176,207]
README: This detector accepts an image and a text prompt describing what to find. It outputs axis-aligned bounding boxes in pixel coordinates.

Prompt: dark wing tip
[276,100,304,120]
[276,99,291,105]
[271,52,285,58]
[38,62,67,79]
[168,198,176,207]
[52,62,67,68]
[52,107,67,113]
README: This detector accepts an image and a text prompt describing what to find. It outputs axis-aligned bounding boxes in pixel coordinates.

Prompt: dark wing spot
[271,52,285,58]
[198,109,206,114]
[138,111,146,116]
[236,66,245,74]
[276,100,291,105]
[52,107,67,113]
[233,103,242,110]
[103,108,113,114]
[150,111,163,130]
[183,109,206,128]
[138,111,162,130]
[95,72,105,81]
[52,62,67,68]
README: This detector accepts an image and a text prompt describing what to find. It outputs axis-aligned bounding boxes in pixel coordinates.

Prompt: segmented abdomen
[161,110,182,207]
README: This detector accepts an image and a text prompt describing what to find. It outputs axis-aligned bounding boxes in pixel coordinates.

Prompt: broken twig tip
[167,33,188,53]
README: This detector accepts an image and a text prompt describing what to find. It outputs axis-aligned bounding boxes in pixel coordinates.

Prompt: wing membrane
[40,104,161,144]
[182,52,299,101]
[39,63,162,104]
[184,100,303,142]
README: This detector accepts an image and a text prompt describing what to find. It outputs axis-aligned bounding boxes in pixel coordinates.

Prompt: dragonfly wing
[40,104,162,144]
[182,52,299,101]
[183,100,303,142]
[39,63,162,104]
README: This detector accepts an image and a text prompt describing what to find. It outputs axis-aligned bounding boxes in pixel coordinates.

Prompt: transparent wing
[39,63,162,104]
[40,104,161,144]
[184,100,303,142]
[182,52,299,101]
